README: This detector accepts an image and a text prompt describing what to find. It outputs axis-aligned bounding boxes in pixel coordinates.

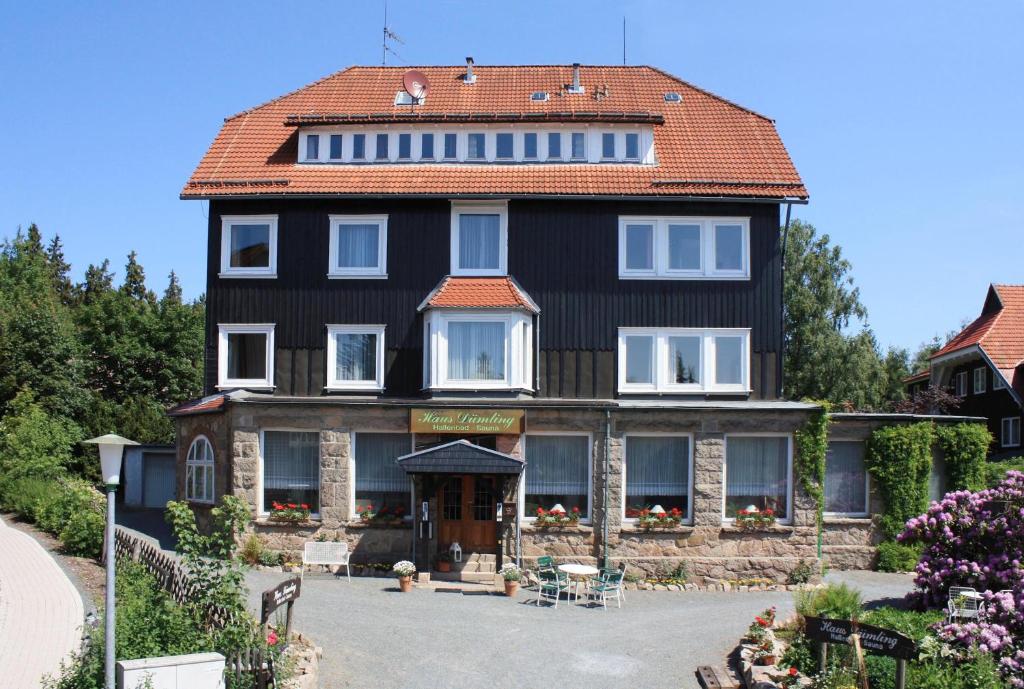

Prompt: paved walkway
[245,569,914,689]
[0,516,84,689]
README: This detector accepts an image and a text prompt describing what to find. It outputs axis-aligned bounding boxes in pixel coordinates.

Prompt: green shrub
[866,422,935,539]
[0,390,79,480]
[257,549,282,567]
[779,632,817,676]
[794,583,863,621]
[862,606,944,642]
[906,654,1008,689]
[37,477,103,535]
[60,509,104,558]
[984,457,1024,488]
[936,423,990,492]
[239,533,264,566]
[787,558,817,584]
[0,475,56,520]
[875,541,922,573]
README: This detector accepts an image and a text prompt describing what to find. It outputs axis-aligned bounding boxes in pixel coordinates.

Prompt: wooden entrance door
[437,475,497,553]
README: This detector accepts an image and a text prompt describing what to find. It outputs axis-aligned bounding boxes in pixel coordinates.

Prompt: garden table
[558,563,600,603]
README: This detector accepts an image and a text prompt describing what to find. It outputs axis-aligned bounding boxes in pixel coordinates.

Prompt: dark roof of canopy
[396,439,525,475]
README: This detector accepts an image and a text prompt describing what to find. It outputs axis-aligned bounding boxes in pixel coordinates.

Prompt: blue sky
[1,1,1021,352]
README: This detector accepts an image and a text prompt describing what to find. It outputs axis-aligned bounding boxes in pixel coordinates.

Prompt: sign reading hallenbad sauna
[410,408,524,434]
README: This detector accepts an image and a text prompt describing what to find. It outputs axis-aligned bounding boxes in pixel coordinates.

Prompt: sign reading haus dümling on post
[410,409,524,434]
[804,617,916,659]
[261,577,301,624]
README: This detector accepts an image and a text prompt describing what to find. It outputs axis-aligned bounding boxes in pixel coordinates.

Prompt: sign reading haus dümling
[261,577,301,624]
[804,616,916,659]
[410,409,524,434]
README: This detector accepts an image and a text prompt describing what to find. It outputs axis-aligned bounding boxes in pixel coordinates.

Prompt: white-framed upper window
[219,215,277,278]
[326,325,385,391]
[954,371,968,397]
[259,430,320,518]
[351,432,414,518]
[450,202,508,276]
[217,324,274,389]
[623,434,693,524]
[1002,417,1021,448]
[617,327,749,394]
[423,310,533,391]
[723,434,792,524]
[973,367,986,394]
[993,374,1007,390]
[185,435,215,504]
[619,216,750,280]
[523,433,592,522]
[328,215,388,278]
[824,441,869,517]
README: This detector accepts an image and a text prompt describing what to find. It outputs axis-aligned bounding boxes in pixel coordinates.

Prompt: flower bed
[533,506,580,527]
[630,507,685,530]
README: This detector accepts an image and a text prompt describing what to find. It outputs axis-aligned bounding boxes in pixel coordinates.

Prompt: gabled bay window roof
[418,276,539,313]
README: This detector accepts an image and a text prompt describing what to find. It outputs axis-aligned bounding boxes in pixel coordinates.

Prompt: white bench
[301,541,351,582]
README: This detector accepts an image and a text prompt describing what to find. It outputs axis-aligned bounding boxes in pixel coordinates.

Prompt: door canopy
[396,439,525,475]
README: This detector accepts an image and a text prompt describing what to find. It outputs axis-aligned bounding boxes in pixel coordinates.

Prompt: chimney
[568,62,583,94]
[464,56,476,84]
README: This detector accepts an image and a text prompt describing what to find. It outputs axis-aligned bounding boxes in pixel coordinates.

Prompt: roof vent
[530,91,549,102]
[664,92,682,103]
[567,62,584,94]
[464,56,476,84]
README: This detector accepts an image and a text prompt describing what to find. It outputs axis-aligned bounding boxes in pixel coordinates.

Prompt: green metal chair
[536,568,570,608]
[536,555,554,570]
[587,569,624,610]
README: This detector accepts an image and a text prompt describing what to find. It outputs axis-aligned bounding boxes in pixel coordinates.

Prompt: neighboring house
[169,61,966,579]
[122,444,177,509]
[908,284,1024,458]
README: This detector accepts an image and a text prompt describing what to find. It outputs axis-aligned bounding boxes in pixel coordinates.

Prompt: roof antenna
[382,0,404,66]
[622,16,627,65]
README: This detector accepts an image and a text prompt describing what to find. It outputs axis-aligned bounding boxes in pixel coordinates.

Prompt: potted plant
[753,642,777,666]
[393,560,416,592]
[499,563,521,596]
[436,551,452,573]
[356,504,375,522]
[269,501,311,523]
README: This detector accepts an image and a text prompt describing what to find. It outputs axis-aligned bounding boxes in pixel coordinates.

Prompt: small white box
[117,652,225,689]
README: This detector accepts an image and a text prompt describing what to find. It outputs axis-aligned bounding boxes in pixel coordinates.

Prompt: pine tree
[81,259,114,305]
[121,250,155,303]
[45,234,76,306]
[163,270,183,304]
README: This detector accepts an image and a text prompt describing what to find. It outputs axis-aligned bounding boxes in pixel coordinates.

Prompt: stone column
[319,430,350,528]
[692,433,725,527]
[232,429,260,517]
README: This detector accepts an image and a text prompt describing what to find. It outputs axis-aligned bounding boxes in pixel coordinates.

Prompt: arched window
[185,436,215,503]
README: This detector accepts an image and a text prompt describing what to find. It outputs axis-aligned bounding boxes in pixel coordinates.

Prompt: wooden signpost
[804,616,915,689]
[261,577,301,640]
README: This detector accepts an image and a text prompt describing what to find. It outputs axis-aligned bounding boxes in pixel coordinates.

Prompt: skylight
[664,92,682,103]
[530,91,549,102]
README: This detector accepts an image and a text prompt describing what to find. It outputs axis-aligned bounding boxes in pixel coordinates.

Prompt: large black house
[170,62,924,580]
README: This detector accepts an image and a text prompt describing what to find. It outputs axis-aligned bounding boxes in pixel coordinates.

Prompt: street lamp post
[83,434,138,689]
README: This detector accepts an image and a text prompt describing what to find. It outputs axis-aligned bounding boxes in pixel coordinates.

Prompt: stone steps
[439,553,498,583]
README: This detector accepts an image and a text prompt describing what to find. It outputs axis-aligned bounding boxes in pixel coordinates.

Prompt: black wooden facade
[204,198,784,400]
[942,359,1023,456]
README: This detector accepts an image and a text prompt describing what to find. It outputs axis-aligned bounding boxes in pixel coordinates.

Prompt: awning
[396,439,525,475]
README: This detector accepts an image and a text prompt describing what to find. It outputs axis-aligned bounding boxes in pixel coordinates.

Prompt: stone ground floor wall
[172,403,934,581]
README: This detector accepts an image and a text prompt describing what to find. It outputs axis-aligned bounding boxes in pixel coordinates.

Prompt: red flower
[300,504,309,510]
[738,509,748,516]
[640,509,650,517]
[536,507,545,515]
[572,506,580,513]
[267,630,278,646]
[274,504,284,511]
[789,667,798,677]
[764,508,774,516]
[367,504,373,511]
[288,503,297,509]
[755,616,768,627]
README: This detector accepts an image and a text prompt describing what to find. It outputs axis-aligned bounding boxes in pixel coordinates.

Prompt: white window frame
[823,440,870,518]
[973,367,986,394]
[520,431,593,525]
[1002,417,1021,448]
[618,216,750,280]
[325,324,386,391]
[621,433,694,525]
[450,201,509,276]
[569,131,587,160]
[185,435,215,504]
[954,371,968,397]
[993,373,1007,390]
[217,324,275,390]
[617,327,750,394]
[219,215,278,278]
[257,429,321,520]
[722,433,794,526]
[349,431,414,520]
[327,214,388,279]
[423,309,533,391]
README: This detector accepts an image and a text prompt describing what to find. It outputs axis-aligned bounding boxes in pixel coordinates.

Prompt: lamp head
[82,434,139,486]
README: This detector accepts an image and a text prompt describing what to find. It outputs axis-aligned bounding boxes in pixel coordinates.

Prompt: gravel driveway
[246,570,915,689]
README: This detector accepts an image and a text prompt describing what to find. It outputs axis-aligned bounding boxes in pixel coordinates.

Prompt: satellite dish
[402,70,429,102]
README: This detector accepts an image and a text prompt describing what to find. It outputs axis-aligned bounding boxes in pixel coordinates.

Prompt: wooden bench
[301,541,350,582]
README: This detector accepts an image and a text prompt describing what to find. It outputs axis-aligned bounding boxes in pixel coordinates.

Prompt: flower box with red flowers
[533,506,581,527]
[355,504,407,527]
[629,507,685,530]
[268,501,312,523]
[734,507,777,531]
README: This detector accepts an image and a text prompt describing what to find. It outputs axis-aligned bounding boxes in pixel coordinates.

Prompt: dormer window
[306,134,320,161]
[353,134,366,160]
[375,134,389,160]
[602,133,616,159]
[444,133,457,159]
[496,133,514,160]
[547,132,562,160]
[450,202,507,276]
[524,133,538,159]
[421,133,434,159]
[570,132,586,160]
[329,134,343,160]
[625,133,640,161]
[398,133,412,160]
[468,133,486,160]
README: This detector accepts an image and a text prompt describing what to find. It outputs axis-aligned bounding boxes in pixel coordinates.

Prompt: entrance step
[437,552,498,583]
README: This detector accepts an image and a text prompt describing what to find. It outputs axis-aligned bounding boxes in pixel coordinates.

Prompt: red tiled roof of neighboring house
[903,369,931,384]
[166,393,228,417]
[931,284,1024,396]
[418,276,539,312]
[183,65,806,200]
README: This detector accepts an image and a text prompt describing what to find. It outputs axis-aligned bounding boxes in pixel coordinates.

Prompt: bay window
[724,435,791,522]
[525,434,590,520]
[326,325,385,391]
[423,310,533,391]
[618,216,750,279]
[450,202,507,275]
[618,328,749,393]
[220,215,277,277]
[353,433,412,516]
[217,324,274,389]
[624,435,692,522]
[261,430,319,515]
[824,441,868,516]
[328,215,387,278]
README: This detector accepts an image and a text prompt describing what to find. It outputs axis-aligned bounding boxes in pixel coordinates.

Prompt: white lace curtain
[355,433,412,492]
[626,436,689,496]
[448,322,504,380]
[263,431,319,491]
[824,442,867,513]
[726,436,788,498]
[337,224,379,268]
[525,435,588,495]
[458,214,500,269]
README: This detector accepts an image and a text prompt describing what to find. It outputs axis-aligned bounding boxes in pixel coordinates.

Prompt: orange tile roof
[183,65,806,200]
[166,393,227,417]
[903,369,931,384]
[419,276,539,312]
[931,284,1024,396]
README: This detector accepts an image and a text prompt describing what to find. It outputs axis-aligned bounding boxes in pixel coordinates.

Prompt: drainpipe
[779,202,793,399]
[534,314,540,394]
[603,409,611,569]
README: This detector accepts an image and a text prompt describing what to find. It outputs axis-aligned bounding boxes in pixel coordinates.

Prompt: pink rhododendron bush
[900,471,1024,686]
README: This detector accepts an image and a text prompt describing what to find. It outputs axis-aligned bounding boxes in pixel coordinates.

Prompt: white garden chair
[301,541,351,582]
[947,586,981,622]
